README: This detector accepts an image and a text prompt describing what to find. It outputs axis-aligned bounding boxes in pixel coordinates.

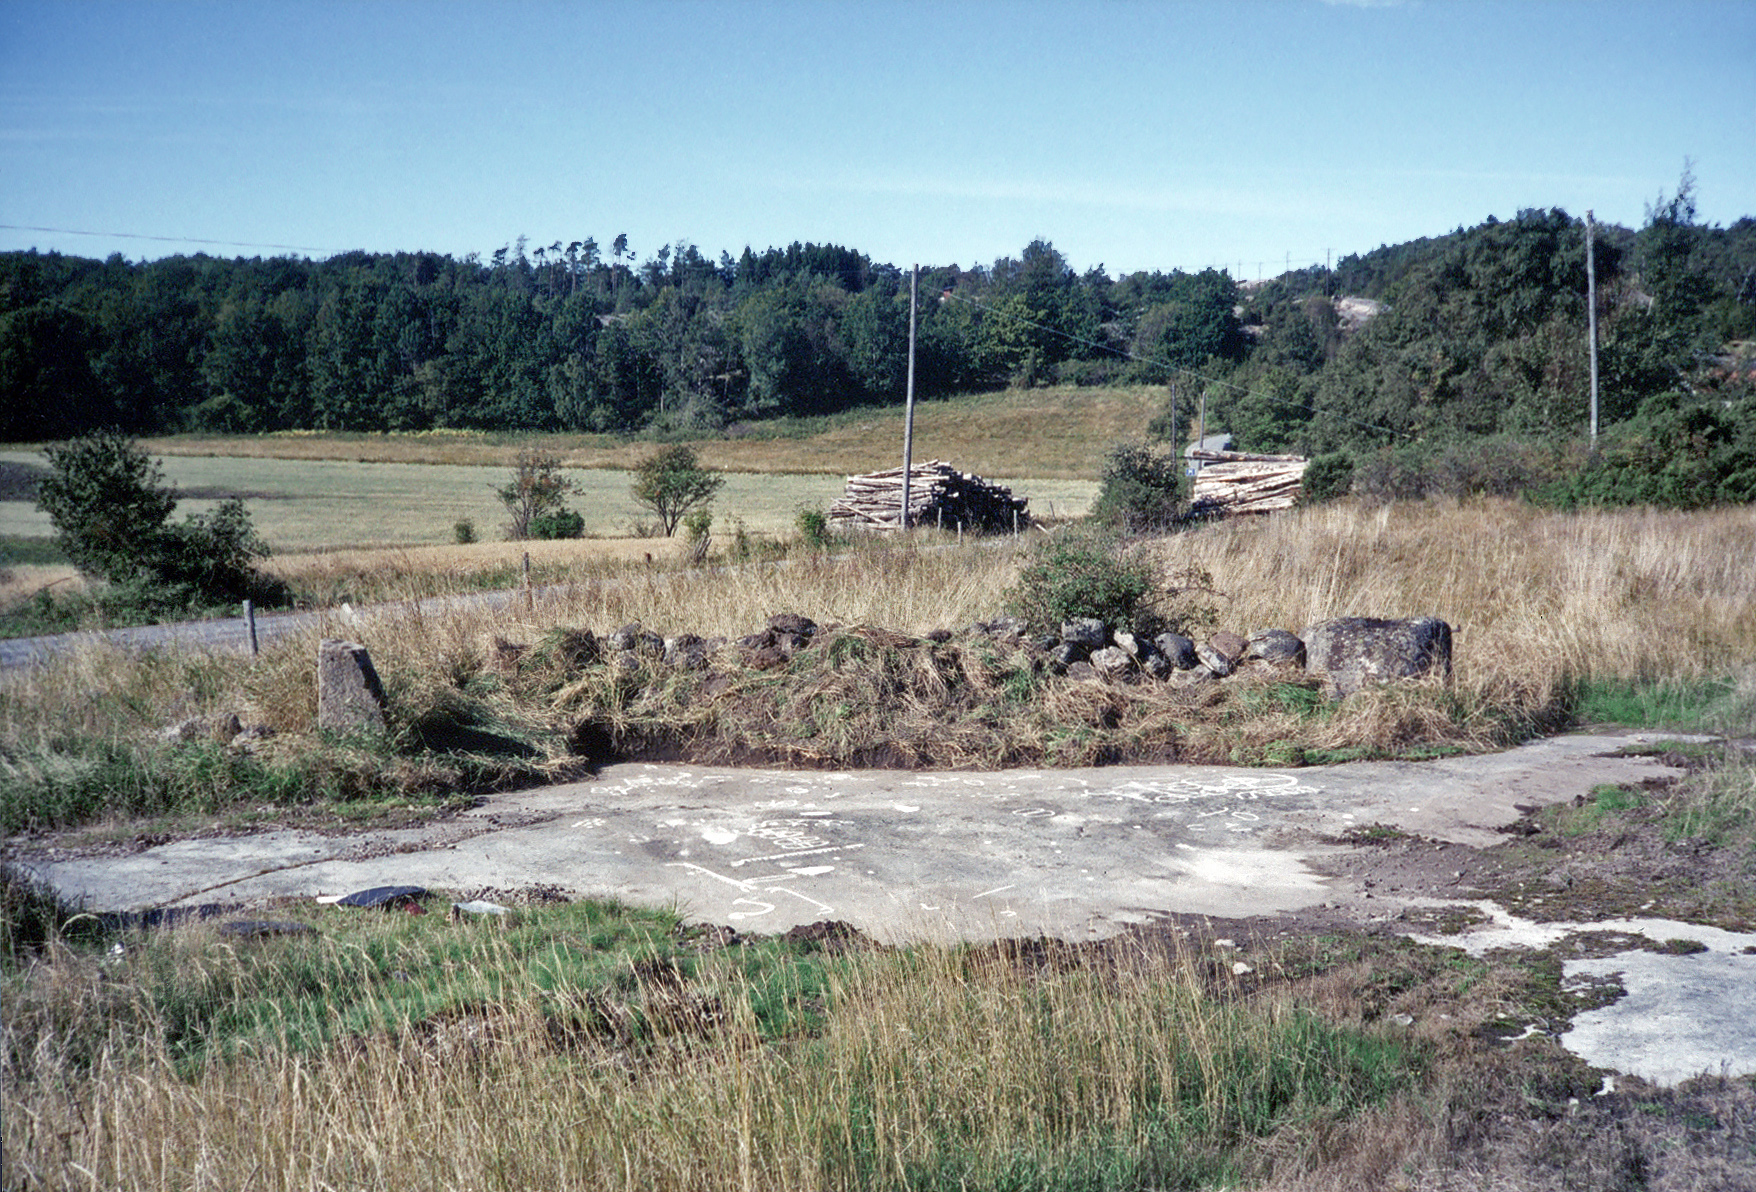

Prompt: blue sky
[2,0,1751,277]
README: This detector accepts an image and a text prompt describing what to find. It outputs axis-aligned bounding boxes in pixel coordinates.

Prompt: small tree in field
[36,431,177,584]
[35,430,273,606]
[496,449,577,540]
[630,446,723,537]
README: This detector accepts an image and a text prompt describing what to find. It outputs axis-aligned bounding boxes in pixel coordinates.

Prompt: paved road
[21,731,1691,942]
[0,588,538,670]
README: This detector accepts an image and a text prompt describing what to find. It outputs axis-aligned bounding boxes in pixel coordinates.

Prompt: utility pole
[1586,210,1600,448]
[900,264,919,529]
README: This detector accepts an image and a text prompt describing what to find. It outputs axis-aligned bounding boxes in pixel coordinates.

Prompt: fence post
[242,599,258,658]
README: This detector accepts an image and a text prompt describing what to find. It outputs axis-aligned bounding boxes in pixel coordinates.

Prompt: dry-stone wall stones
[317,639,387,733]
[664,634,710,670]
[1245,629,1307,668]
[1196,641,1236,676]
[1208,631,1248,663]
[1061,619,1108,650]
[1089,646,1134,678]
[1302,616,1453,697]
[1049,641,1086,667]
[1154,632,1200,670]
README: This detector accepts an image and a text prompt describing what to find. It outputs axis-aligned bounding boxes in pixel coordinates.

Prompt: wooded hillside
[3,183,1751,483]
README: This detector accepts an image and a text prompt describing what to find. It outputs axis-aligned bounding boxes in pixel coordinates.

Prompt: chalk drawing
[728,897,774,921]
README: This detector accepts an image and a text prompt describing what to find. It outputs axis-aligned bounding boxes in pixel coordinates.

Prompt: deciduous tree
[629,445,723,537]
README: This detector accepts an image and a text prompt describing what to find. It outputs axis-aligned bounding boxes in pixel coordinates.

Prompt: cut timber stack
[1188,450,1308,515]
[827,461,1030,533]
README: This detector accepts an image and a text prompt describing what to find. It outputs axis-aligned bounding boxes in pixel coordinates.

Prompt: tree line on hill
[0,234,1240,441]
[2,174,1752,506]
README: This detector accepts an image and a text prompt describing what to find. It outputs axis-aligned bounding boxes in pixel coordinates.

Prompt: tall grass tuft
[4,911,1422,1192]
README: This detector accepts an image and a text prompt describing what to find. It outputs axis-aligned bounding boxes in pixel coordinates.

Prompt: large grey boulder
[1302,617,1453,697]
[317,640,387,733]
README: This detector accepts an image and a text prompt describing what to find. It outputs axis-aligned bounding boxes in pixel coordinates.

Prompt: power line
[0,223,337,255]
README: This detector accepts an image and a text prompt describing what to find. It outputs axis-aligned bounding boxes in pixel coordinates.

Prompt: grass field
[0,454,1096,554]
[106,384,1166,479]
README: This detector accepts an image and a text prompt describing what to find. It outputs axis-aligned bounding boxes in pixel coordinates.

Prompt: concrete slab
[18,731,1692,944]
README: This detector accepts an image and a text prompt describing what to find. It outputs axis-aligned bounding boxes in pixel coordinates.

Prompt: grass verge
[12,880,1750,1191]
[3,886,1427,1192]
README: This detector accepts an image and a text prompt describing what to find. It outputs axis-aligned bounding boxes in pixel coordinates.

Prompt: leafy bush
[453,518,476,545]
[528,510,584,540]
[34,432,277,610]
[630,445,724,537]
[1005,527,1193,635]
[1090,441,1186,534]
[1536,390,1756,509]
[1300,452,1355,504]
[682,508,712,562]
[496,449,576,540]
[796,509,832,549]
[35,431,177,584]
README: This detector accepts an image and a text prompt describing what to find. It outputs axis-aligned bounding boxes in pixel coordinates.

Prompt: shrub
[797,509,832,549]
[35,431,177,584]
[1537,390,1756,510]
[1300,452,1355,504]
[528,510,584,540]
[682,508,712,562]
[630,445,724,537]
[35,432,275,609]
[454,518,476,545]
[1090,441,1187,534]
[1005,527,1163,634]
[496,449,576,540]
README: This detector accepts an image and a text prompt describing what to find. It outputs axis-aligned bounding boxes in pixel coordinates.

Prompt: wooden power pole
[900,264,919,529]
[1586,210,1600,447]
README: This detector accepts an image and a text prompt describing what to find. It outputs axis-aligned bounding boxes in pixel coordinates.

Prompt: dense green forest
[3,185,1752,489]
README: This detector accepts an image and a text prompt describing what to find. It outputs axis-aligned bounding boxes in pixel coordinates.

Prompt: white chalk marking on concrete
[766,886,834,915]
[727,897,774,921]
[730,843,861,867]
[667,861,751,892]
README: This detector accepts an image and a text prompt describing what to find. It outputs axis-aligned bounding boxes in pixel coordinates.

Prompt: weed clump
[1005,526,1212,638]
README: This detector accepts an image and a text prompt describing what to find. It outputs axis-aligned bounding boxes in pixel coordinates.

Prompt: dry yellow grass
[2,926,1405,1192]
[0,564,81,608]
[133,384,1164,479]
[1145,498,1756,714]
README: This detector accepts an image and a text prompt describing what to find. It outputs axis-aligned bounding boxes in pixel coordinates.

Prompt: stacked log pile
[1188,450,1308,515]
[827,461,1030,533]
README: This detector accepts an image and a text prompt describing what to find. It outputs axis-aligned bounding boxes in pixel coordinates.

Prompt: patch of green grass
[1552,783,1649,836]
[0,534,65,566]
[0,735,514,835]
[1568,675,1738,732]
[1663,754,1756,847]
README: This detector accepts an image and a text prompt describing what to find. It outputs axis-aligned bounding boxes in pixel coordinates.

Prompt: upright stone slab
[318,639,387,733]
[1302,617,1452,698]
